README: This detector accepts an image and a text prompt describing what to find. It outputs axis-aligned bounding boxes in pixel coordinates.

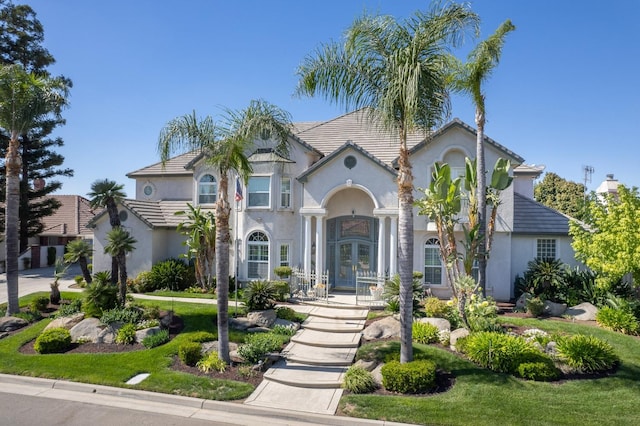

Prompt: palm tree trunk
[476,108,487,296]
[397,143,414,364]
[79,256,92,284]
[5,134,21,315]
[215,174,231,363]
[117,253,127,305]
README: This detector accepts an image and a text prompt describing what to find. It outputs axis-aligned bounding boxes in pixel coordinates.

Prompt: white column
[315,215,324,284]
[377,216,386,276]
[304,215,312,275]
[389,216,398,275]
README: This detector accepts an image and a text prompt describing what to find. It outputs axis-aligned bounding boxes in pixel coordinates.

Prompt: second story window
[280,177,291,209]
[198,174,217,205]
[248,176,270,207]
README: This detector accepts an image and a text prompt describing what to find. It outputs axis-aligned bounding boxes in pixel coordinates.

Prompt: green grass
[341,318,640,425]
[146,290,216,299]
[0,292,253,401]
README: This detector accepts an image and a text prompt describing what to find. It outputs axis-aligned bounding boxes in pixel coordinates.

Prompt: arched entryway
[327,216,378,289]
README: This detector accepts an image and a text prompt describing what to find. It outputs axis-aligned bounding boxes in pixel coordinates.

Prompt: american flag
[235,177,243,202]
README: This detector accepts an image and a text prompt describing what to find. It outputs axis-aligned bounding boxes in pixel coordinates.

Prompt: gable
[513,193,571,235]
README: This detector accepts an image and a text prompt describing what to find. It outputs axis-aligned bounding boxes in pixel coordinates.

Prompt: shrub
[30,296,50,313]
[424,297,450,318]
[556,334,619,373]
[465,294,501,332]
[13,310,41,322]
[142,329,169,348]
[179,341,203,366]
[516,360,560,381]
[196,351,227,373]
[83,279,118,317]
[53,298,83,318]
[144,304,161,320]
[238,332,284,364]
[34,328,72,354]
[342,365,376,393]
[188,331,216,343]
[115,323,137,345]
[272,281,290,302]
[273,266,292,279]
[129,270,155,293]
[275,306,297,321]
[596,306,639,335]
[271,324,296,337]
[148,258,194,291]
[100,307,144,325]
[381,359,437,394]
[526,296,545,317]
[383,274,422,316]
[243,281,276,311]
[461,331,540,374]
[238,364,257,379]
[412,321,440,344]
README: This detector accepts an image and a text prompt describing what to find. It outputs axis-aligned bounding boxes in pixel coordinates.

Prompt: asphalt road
[0,264,82,305]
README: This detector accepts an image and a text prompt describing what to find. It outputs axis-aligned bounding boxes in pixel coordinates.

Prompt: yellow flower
[446,300,454,307]
[481,301,489,307]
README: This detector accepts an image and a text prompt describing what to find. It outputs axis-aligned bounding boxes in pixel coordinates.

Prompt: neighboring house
[89,110,581,301]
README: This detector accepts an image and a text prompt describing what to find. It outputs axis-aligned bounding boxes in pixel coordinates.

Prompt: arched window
[198,174,217,204]
[248,231,269,279]
[424,238,443,285]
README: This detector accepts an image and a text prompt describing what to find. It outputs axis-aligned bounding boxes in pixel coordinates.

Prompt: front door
[334,241,374,289]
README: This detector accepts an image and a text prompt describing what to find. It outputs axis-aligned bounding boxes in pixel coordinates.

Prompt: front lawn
[0,292,253,401]
[341,318,640,425]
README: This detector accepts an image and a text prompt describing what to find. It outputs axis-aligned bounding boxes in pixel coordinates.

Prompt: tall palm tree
[176,203,216,290]
[0,64,68,315]
[450,20,515,294]
[64,239,93,284]
[158,100,292,362]
[104,227,137,305]
[88,179,126,285]
[296,4,478,363]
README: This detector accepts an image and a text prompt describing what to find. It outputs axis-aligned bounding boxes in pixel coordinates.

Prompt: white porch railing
[290,267,329,303]
[355,271,387,307]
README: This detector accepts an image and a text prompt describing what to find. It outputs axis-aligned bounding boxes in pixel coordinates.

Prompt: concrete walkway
[244,302,369,416]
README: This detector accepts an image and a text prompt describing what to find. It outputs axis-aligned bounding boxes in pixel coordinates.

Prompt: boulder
[362,316,400,341]
[44,313,85,332]
[202,341,238,355]
[0,332,8,340]
[97,325,119,344]
[449,328,470,351]
[371,363,384,387]
[229,317,254,331]
[247,310,277,328]
[543,300,567,317]
[135,326,162,343]
[354,359,377,372]
[69,318,104,343]
[565,302,598,321]
[417,317,451,332]
[229,349,244,363]
[515,293,530,310]
[545,341,558,357]
[0,316,28,332]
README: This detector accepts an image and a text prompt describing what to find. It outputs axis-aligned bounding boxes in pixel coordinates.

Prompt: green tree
[296,3,478,362]
[0,64,67,315]
[570,185,640,288]
[449,19,515,295]
[176,203,216,290]
[64,239,93,284]
[104,227,137,305]
[0,1,73,252]
[535,172,586,220]
[158,100,292,363]
[88,179,126,285]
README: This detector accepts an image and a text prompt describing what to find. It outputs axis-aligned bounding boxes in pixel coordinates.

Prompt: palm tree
[176,203,216,290]
[64,239,93,284]
[158,100,292,363]
[449,20,515,295]
[104,227,137,305]
[88,179,126,285]
[296,4,478,363]
[0,64,68,315]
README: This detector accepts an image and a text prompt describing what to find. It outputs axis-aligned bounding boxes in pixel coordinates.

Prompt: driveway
[0,263,82,305]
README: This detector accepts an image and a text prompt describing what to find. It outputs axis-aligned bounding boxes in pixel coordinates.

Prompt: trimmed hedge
[34,327,72,354]
[381,359,437,394]
[179,341,203,366]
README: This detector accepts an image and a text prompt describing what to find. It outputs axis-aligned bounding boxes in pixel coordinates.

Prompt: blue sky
[23,0,640,198]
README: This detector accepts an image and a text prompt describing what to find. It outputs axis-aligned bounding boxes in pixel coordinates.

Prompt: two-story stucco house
[89,110,580,301]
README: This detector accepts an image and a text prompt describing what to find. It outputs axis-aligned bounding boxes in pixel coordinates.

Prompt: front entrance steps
[243,303,369,416]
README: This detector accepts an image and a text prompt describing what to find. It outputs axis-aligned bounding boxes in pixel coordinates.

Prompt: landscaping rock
[98,325,118,344]
[135,326,162,343]
[417,317,451,332]
[247,309,277,328]
[449,328,470,351]
[565,302,598,321]
[229,317,254,331]
[229,349,244,363]
[159,311,174,328]
[545,341,558,357]
[371,363,384,387]
[273,318,300,331]
[515,293,530,310]
[44,313,85,332]
[0,316,28,332]
[354,359,377,372]
[362,316,400,341]
[202,341,238,355]
[69,318,104,343]
[543,301,567,317]
[0,332,8,340]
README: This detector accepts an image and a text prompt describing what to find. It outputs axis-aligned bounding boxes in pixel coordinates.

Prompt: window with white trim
[248,231,269,279]
[536,239,557,260]
[248,176,270,207]
[424,238,443,285]
[198,174,217,204]
[279,243,290,267]
[279,177,291,209]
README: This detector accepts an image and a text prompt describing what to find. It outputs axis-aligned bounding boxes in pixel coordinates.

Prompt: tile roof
[127,151,200,177]
[40,195,96,236]
[98,199,213,229]
[513,193,571,235]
